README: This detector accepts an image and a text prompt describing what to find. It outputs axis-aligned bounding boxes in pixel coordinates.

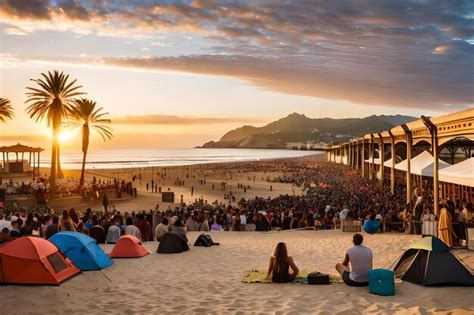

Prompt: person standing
[438,206,453,247]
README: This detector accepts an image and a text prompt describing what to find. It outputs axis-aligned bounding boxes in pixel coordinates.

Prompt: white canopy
[439,158,474,187]
[384,158,393,167]
[395,151,450,176]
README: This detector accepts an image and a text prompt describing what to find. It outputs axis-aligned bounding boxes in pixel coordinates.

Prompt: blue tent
[49,231,112,271]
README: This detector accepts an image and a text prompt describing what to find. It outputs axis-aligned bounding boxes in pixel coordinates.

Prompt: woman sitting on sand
[60,210,76,232]
[266,242,299,283]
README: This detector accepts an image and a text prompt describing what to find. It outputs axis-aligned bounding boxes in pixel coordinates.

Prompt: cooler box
[368,269,395,296]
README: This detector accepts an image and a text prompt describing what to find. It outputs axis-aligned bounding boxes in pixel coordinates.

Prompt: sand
[41,160,307,210]
[1,230,473,314]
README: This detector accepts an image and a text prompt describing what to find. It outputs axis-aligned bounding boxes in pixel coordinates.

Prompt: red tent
[0,237,80,285]
[110,235,149,258]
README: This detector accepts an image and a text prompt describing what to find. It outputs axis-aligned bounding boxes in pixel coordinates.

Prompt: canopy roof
[395,151,450,176]
[0,143,44,153]
[439,158,474,187]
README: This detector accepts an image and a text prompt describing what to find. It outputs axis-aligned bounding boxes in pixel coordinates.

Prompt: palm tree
[0,98,14,122]
[25,70,83,191]
[69,98,112,189]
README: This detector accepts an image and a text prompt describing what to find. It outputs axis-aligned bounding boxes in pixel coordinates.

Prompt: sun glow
[58,129,78,143]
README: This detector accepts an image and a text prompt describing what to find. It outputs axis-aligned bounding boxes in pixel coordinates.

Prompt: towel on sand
[242,270,343,284]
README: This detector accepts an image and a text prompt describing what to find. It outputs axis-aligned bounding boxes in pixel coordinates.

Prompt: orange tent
[110,235,149,258]
[0,237,80,285]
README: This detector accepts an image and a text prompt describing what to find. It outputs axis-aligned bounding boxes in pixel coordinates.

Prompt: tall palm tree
[69,98,112,189]
[0,98,14,122]
[25,71,83,191]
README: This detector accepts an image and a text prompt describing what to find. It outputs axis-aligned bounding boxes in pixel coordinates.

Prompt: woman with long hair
[60,209,76,232]
[266,242,299,283]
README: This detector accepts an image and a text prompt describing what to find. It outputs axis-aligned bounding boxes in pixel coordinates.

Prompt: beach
[40,155,317,210]
[1,230,473,314]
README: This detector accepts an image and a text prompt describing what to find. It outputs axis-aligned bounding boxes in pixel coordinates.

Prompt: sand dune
[1,230,473,314]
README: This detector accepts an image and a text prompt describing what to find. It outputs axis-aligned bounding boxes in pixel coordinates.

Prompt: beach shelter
[0,237,80,285]
[439,158,474,187]
[392,237,474,286]
[49,232,112,271]
[395,151,449,176]
[110,235,149,258]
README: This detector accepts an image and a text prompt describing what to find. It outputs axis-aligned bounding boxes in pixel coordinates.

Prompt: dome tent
[110,235,149,258]
[49,232,112,271]
[392,237,474,286]
[0,237,80,285]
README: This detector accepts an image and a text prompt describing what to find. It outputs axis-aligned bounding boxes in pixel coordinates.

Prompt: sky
[0,0,473,151]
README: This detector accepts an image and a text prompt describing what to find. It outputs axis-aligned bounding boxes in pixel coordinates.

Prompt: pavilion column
[347,144,351,166]
[402,124,413,205]
[355,142,359,169]
[361,141,365,178]
[389,131,395,194]
[351,143,355,168]
[422,116,439,215]
[369,134,375,180]
[378,133,385,186]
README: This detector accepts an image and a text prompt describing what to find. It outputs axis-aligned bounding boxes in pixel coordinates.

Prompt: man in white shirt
[124,217,142,241]
[335,233,373,286]
[155,217,169,241]
[0,213,12,231]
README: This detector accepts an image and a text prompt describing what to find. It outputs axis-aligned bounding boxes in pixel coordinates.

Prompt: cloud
[105,50,473,109]
[1,0,473,109]
[0,0,50,20]
[112,115,262,125]
[4,26,28,35]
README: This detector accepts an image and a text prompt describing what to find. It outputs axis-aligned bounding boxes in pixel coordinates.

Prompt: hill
[200,113,416,149]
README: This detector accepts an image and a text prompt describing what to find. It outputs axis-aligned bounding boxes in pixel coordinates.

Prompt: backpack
[307,271,330,285]
[194,234,212,247]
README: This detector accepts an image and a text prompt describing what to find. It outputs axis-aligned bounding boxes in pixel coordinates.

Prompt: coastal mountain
[200,113,416,149]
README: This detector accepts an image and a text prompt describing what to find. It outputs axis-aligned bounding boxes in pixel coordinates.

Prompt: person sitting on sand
[106,217,121,244]
[45,216,59,239]
[335,233,372,287]
[0,227,11,244]
[124,217,142,241]
[60,210,76,232]
[155,217,169,241]
[266,242,299,283]
[170,217,188,242]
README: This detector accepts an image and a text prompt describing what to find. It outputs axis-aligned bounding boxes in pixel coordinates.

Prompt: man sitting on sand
[335,233,372,287]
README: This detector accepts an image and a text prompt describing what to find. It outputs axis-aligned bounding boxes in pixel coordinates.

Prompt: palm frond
[0,98,14,122]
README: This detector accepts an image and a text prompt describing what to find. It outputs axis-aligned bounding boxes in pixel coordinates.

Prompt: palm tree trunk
[50,130,58,192]
[57,144,64,179]
[78,125,89,189]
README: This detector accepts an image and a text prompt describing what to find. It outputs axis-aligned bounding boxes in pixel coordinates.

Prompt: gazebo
[0,143,44,176]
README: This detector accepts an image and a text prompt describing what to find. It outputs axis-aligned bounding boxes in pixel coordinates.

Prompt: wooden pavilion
[0,143,44,177]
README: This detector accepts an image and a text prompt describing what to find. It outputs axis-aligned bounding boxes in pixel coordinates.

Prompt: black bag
[307,271,330,285]
[194,234,213,247]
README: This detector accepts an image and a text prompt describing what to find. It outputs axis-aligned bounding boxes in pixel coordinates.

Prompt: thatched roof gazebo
[0,143,44,176]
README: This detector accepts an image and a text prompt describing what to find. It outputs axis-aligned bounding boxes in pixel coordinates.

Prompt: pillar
[389,131,395,194]
[369,134,374,180]
[361,140,365,178]
[402,124,412,205]
[355,142,359,169]
[378,133,385,186]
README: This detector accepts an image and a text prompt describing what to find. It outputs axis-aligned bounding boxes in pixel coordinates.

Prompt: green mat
[242,270,343,284]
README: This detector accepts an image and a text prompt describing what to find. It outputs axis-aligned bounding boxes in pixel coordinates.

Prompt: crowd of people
[0,157,472,248]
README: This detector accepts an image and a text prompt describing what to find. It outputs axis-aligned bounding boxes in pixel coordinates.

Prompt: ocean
[43,148,321,170]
